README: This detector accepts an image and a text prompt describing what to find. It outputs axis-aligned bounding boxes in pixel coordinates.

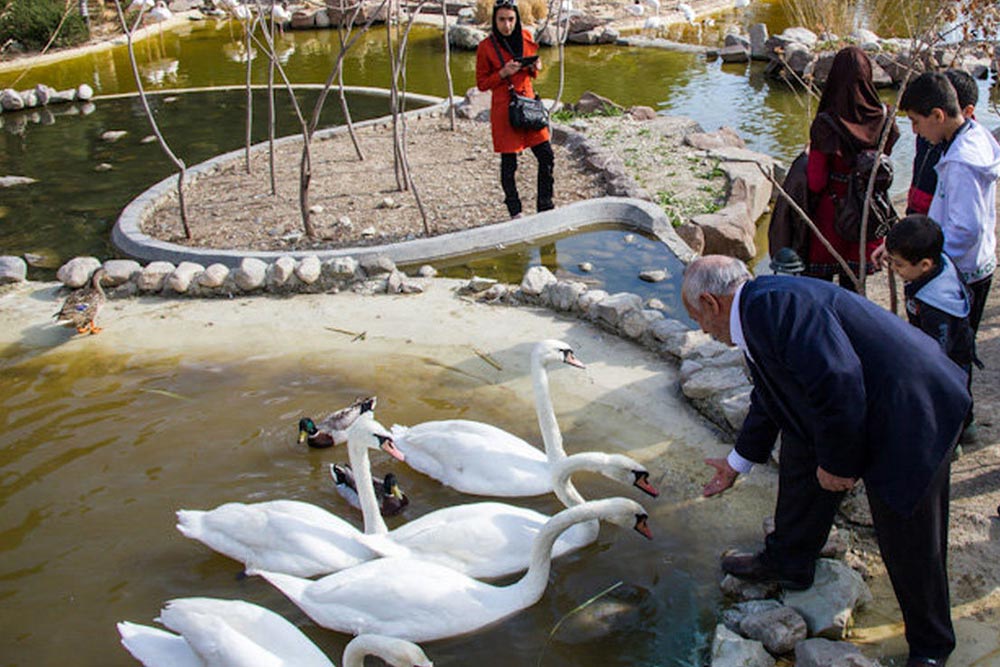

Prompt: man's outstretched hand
[703,458,739,497]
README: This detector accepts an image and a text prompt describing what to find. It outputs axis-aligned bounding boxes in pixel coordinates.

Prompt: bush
[0,0,89,51]
[475,0,548,26]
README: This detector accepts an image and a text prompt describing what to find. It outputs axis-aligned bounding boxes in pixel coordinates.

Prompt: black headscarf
[812,46,899,155]
[491,3,524,59]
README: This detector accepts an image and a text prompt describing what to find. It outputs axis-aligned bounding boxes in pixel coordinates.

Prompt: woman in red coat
[804,45,899,290]
[476,0,553,219]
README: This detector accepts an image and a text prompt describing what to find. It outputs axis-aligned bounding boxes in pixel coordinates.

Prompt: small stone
[140,135,157,144]
[0,255,27,284]
[295,255,322,284]
[57,256,102,287]
[646,298,666,310]
[578,261,593,272]
[102,259,142,286]
[639,269,667,283]
[361,226,377,237]
[76,83,94,101]
[279,231,303,243]
[0,176,37,188]
[137,261,176,292]
[623,233,636,244]
[376,196,397,209]
[467,276,497,292]
[163,96,178,103]
[417,264,437,278]
[198,263,229,288]
[101,130,127,142]
[337,215,352,228]
[309,204,324,214]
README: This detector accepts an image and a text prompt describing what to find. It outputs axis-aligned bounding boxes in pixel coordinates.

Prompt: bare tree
[112,0,190,238]
[297,0,389,236]
[441,0,456,130]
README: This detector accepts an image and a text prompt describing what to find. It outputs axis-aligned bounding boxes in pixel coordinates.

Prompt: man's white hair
[682,255,752,313]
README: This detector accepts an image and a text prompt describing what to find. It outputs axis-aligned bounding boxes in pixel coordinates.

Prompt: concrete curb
[112,89,698,269]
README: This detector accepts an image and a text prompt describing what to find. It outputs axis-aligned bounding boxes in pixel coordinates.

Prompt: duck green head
[298,417,317,444]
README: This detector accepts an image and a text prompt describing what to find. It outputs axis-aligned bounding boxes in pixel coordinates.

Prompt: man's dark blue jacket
[734,276,970,516]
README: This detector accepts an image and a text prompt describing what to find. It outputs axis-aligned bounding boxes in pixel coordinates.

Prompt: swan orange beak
[378,436,406,462]
[634,514,653,540]
[633,471,659,498]
[563,350,586,369]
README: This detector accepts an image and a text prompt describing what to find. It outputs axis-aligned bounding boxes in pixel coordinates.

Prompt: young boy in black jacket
[885,214,977,448]
[886,215,975,370]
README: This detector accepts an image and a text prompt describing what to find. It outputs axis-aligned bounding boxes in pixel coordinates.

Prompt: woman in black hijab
[804,45,900,289]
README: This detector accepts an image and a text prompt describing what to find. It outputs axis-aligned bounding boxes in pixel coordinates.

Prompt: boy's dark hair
[899,72,961,118]
[885,214,944,264]
[944,68,978,110]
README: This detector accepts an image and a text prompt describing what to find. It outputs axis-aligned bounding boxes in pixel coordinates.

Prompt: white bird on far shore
[642,0,660,13]
[677,2,695,23]
[148,1,172,23]
[626,1,645,17]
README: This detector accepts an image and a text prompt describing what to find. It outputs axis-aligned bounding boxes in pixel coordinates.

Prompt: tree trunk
[441,0,455,130]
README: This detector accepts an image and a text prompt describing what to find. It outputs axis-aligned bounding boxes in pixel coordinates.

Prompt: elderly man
[683,255,969,667]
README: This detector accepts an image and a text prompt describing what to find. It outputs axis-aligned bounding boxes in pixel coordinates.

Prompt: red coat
[805,148,882,274]
[476,30,550,154]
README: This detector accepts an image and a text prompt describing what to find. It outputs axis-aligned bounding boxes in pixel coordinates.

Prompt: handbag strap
[490,35,517,93]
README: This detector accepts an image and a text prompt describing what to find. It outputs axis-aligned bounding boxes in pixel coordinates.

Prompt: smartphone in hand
[516,55,539,67]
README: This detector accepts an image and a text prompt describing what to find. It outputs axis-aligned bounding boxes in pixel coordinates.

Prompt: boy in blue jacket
[885,215,975,371]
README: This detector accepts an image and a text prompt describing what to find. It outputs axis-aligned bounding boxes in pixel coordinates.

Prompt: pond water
[0,336,744,667]
[1,18,997,276]
[0,13,998,666]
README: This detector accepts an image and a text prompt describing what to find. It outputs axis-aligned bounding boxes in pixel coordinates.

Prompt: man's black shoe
[720,551,813,591]
[906,658,946,667]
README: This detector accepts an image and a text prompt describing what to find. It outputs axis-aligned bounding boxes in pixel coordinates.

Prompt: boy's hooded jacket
[928,119,1000,283]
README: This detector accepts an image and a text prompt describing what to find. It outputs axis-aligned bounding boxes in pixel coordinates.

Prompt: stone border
[111,88,700,269]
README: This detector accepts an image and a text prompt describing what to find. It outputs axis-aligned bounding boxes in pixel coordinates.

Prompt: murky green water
[1,18,998,275]
[0,340,752,666]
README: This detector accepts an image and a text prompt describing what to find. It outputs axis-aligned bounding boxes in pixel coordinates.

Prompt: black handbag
[491,37,549,131]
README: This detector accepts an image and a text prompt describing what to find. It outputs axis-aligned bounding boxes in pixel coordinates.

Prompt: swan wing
[392,420,552,496]
[159,599,333,667]
[262,559,511,643]
[176,501,375,576]
[117,622,203,667]
[386,503,597,578]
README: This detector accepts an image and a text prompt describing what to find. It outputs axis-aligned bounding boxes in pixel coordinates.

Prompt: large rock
[34,83,56,106]
[57,256,102,287]
[795,638,878,667]
[359,254,396,277]
[233,257,268,291]
[739,605,808,655]
[778,27,818,47]
[720,44,750,64]
[1,88,24,111]
[681,366,748,400]
[721,599,783,633]
[685,127,746,150]
[76,83,93,101]
[520,265,557,296]
[167,261,205,293]
[574,91,624,116]
[267,255,297,288]
[102,259,142,286]
[691,203,756,261]
[0,255,27,283]
[710,624,775,667]
[323,256,358,279]
[782,559,872,639]
[567,14,605,34]
[545,280,587,312]
[137,261,176,292]
[198,263,229,288]
[295,255,322,284]
[749,23,769,60]
[592,292,643,330]
[448,24,486,51]
[455,86,491,121]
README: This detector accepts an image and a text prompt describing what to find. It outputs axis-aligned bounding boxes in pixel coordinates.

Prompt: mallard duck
[54,268,107,334]
[330,463,409,517]
[298,396,376,448]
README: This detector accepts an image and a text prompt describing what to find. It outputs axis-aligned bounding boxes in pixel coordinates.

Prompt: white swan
[249,497,652,643]
[677,1,696,23]
[358,452,659,579]
[175,415,404,577]
[389,339,585,496]
[117,597,433,666]
[625,1,645,17]
[148,1,172,22]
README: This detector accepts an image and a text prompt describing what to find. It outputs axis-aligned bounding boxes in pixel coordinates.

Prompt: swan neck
[342,635,397,667]
[348,441,388,534]
[511,503,597,603]
[552,453,598,507]
[532,356,565,462]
